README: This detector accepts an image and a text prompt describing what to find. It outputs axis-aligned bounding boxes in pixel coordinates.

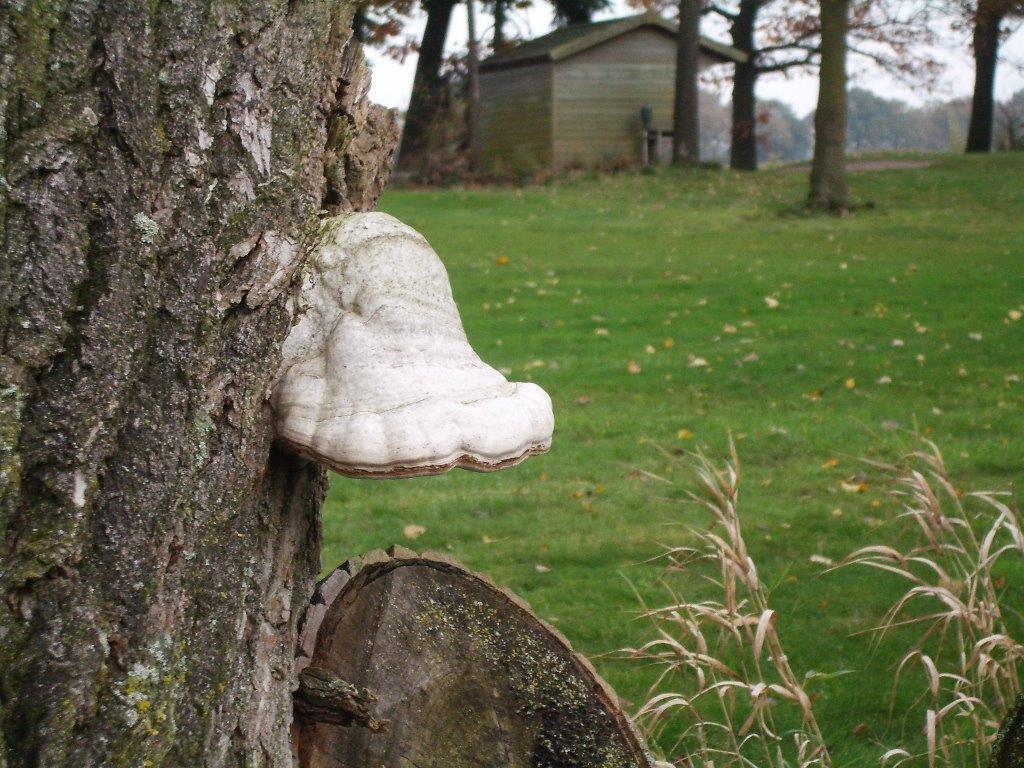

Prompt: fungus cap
[273,213,554,478]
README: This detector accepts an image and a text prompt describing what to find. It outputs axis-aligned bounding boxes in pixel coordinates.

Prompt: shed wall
[551,29,716,168]
[480,62,553,171]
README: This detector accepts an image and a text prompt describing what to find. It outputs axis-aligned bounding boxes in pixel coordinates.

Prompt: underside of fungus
[272,213,554,478]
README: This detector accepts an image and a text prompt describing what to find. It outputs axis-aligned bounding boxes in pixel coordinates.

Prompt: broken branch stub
[292,549,655,768]
[294,666,388,732]
[273,213,554,478]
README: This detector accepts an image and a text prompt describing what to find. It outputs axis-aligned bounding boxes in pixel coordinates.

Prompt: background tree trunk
[0,2,396,766]
[551,0,597,25]
[466,0,484,172]
[673,0,702,166]
[808,0,850,212]
[965,3,1004,153]
[397,0,457,171]
[730,0,760,171]
[354,4,370,43]
[492,0,508,50]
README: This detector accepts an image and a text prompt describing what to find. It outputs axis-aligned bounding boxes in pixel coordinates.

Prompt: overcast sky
[366,2,1024,117]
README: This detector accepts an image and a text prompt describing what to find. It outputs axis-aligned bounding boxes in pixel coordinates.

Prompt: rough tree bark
[0,2,396,766]
[673,0,702,166]
[965,2,1006,153]
[808,0,850,212]
[396,0,457,172]
[729,0,760,171]
[992,694,1024,768]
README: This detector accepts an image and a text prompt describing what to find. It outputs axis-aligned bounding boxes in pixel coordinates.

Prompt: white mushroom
[272,213,554,478]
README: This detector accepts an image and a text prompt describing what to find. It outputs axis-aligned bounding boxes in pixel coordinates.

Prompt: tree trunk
[466,0,484,172]
[730,0,759,171]
[397,0,457,171]
[552,0,595,26]
[808,0,850,212]
[965,3,1004,154]
[354,4,370,43]
[0,3,396,767]
[673,0,702,166]
[492,0,508,50]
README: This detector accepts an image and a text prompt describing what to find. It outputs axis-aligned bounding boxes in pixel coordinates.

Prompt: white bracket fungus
[272,213,554,478]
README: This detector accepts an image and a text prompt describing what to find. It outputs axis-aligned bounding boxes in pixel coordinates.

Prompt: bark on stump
[293,549,655,768]
[0,3,396,765]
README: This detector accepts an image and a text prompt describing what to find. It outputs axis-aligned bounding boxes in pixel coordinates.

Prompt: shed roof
[480,12,748,71]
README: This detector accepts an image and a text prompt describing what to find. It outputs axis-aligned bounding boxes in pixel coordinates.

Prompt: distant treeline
[698,87,1024,164]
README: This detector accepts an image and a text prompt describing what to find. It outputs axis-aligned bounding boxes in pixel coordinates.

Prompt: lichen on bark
[0,1,396,765]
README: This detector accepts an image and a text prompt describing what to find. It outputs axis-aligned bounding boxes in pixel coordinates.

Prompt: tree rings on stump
[293,547,654,768]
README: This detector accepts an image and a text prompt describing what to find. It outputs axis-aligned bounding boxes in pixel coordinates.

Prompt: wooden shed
[479,12,746,171]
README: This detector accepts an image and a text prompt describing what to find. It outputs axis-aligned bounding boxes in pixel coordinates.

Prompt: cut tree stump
[292,548,654,768]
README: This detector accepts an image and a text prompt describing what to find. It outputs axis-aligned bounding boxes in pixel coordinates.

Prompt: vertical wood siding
[552,29,717,168]
[480,62,553,171]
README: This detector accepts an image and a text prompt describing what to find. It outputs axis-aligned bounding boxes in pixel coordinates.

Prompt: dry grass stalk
[838,438,1023,767]
[621,444,833,768]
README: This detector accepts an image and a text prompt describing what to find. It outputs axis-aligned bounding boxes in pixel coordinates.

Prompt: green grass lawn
[320,154,1024,766]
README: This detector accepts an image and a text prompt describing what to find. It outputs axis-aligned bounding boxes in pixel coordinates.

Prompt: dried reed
[621,443,833,768]
[838,438,1023,767]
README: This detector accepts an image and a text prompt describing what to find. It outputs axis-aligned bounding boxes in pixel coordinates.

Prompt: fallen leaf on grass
[403,524,426,540]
